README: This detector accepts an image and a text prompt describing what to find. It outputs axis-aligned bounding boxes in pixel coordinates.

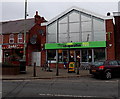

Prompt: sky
[0,0,120,62]
[0,0,120,22]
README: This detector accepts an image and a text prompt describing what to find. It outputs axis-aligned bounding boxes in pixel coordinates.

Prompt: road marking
[39,93,100,98]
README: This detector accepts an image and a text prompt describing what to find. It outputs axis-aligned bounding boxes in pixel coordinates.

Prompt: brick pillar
[41,50,46,66]
[105,19,115,60]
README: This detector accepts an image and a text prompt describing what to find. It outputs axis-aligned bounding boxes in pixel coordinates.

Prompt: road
[2,76,120,99]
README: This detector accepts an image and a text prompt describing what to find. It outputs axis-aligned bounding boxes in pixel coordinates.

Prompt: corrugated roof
[1,18,35,34]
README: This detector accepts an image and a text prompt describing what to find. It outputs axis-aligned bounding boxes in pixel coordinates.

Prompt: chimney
[34,11,41,25]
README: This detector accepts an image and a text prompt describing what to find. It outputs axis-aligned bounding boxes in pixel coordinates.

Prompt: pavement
[1,66,90,80]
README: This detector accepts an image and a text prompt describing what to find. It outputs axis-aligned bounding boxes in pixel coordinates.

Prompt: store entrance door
[32,52,41,66]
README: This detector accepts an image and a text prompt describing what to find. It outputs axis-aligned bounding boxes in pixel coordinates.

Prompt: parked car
[89,60,120,79]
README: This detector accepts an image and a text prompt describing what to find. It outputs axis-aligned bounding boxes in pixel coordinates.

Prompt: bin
[19,60,26,73]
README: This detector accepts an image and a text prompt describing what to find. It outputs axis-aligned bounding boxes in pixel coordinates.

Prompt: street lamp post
[20,0,27,73]
[23,0,27,60]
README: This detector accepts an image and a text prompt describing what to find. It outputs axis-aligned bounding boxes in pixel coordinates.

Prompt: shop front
[45,7,107,69]
[45,41,106,68]
[2,44,24,65]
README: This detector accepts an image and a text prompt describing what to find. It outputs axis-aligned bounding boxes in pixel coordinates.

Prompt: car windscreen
[92,62,104,67]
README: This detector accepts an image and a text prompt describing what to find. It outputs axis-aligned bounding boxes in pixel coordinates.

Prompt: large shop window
[81,49,92,62]
[18,33,23,43]
[47,50,56,63]
[47,22,57,43]
[9,34,14,43]
[94,48,105,62]
[58,50,62,62]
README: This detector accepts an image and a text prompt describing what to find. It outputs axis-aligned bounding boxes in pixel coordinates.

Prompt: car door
[117,61,120,76]
[108,60,118,75]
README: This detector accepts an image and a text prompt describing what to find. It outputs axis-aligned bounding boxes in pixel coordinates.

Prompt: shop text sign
[2,44,24,49]
[45,41,106,49]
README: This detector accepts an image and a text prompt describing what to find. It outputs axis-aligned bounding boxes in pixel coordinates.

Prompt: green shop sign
[45,41,106,49]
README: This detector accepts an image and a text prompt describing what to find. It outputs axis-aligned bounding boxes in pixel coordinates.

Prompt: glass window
[47,22,57,43]
[81,49,92,62]
[59,16,68,23]
[109,61,118,65]
[69,33,79,42]
[59,23,67,33]
[81,21,91,32]
[88,49,92,62]
[93,17,105,31]
[59,33,67,43]
[9,34,14,43]
[58,50,62,62]
[48,34,56,43]
[48,22,57,34]
[69,11,80,22]
[81,13,91,22]
[94,48,105,62]
[18,33,23,43]
[94,31,106,41]
[81,49,87,62]
[69,50,75,62]
[47,50,56,61]
[82,32,92,42]
[69,23,79,33]
[92,62,104,67]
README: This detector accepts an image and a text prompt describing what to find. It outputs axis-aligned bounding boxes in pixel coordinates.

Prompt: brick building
[113,12,120,60]
[1,11,47,66]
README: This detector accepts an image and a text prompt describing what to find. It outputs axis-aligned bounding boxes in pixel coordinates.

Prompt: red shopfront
[2,44,24,65]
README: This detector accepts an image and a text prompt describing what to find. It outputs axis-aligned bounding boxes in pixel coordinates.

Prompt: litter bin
[19,60,26,73]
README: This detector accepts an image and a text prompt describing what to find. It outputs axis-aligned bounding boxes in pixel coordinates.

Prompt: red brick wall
[3,33,28,44]
[105,19,115,60]
[26,23,46,66]
[114,16,120,60]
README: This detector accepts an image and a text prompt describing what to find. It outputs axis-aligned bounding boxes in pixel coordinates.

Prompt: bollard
[77,61,79,75]
[33,62,36,77]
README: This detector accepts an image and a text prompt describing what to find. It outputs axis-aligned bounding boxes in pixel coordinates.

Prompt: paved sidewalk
[2,66,90,80]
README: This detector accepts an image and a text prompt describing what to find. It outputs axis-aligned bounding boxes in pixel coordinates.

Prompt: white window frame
[9,34,14,44]
[18,33,23,43]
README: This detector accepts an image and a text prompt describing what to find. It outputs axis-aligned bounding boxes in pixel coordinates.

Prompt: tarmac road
[2,76,120,99]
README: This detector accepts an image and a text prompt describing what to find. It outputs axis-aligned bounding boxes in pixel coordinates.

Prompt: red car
[89,60,120,79]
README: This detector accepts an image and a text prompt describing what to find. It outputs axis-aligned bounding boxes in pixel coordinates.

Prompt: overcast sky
[1,0,120,22]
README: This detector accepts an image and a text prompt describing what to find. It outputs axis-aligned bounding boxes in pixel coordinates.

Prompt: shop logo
[82,42,89,46]
[58,43,82,48]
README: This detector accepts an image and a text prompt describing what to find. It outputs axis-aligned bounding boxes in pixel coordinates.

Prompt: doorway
[32,52,41,66]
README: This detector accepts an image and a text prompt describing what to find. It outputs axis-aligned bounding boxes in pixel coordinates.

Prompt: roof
[47,6,112,25]
[113,12,120,16]
[0,18,35,34]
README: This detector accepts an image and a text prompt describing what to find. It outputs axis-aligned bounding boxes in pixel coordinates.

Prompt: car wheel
[105,71,112,80]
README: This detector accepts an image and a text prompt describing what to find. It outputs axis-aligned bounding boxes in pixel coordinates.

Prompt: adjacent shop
[2,44,24,64]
